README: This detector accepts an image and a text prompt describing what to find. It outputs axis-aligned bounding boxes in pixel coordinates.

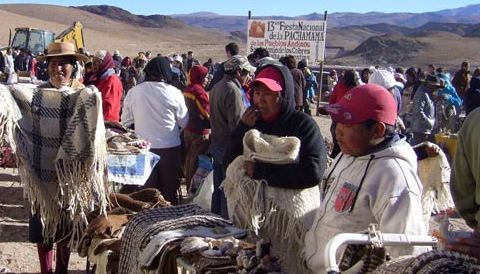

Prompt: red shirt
[329,81,353,104]
[96,74,123,122]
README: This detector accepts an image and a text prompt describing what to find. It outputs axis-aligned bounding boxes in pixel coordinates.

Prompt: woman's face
[253,83,282,120]
[48,56,74,87]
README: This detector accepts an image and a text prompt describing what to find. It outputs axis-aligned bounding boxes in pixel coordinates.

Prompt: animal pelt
[86,214,131,239]
[128,188,171,207]
[109,192,151,212]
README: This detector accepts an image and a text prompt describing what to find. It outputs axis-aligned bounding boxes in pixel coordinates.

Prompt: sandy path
[0,169,86,273]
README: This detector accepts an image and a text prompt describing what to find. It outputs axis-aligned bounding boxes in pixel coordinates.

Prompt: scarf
[0,83,108,246]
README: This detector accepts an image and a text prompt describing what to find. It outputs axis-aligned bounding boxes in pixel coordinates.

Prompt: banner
[247,19,327,63]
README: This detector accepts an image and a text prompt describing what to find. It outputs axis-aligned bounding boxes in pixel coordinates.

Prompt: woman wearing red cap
[226,59,327,273]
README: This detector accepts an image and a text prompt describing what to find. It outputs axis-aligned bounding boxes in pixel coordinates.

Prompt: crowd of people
[3,40,480,273]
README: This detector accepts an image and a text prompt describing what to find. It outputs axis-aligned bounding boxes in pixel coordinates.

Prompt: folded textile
[119,204,232,273]
[107,151,160,185]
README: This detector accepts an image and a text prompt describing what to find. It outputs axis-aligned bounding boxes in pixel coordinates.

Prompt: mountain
[335,35,426,65]
[0,3,479,68]
[75,5,186,28]
[0,4,232,61]
[171,4,480,32]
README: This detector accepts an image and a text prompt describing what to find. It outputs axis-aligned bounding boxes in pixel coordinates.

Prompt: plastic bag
[188,154,213,196]
[191,171,213,211]
[190,155,213,210]
[6,73,18,85]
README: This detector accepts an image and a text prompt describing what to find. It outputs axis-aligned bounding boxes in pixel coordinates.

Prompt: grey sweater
[410,85,435,134]
[209,74,245,145]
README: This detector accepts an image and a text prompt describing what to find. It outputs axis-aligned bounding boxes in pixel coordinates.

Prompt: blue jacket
[437,73,462,112]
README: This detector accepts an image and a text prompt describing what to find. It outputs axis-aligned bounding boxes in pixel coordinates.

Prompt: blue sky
[1,0,479,16]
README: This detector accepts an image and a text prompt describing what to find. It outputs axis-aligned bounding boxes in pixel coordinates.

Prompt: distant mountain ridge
[76,5,186,28]
[171,4,480,32]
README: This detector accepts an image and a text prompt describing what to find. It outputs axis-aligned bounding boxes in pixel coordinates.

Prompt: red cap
[252,66,284,92]
[323,84,397,125]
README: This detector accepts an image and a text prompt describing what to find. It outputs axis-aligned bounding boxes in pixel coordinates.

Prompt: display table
[107,151,160,185]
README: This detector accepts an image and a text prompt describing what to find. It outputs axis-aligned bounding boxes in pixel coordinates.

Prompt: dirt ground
[0,168,87,273]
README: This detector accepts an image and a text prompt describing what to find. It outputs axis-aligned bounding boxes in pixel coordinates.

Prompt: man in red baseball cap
[305,84,429,272]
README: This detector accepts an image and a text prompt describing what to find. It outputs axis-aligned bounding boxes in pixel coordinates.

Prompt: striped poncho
[0,82,109,245]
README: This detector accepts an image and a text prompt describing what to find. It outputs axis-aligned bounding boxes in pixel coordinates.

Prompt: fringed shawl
[417,147,454,226]
[0,83,109,246]
[221,129,320,274]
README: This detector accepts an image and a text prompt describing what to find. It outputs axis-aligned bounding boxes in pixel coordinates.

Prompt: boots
[37,242,70,274]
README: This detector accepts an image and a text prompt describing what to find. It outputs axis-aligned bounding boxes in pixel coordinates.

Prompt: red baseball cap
[252,66,284,92]
[323,84,397,125]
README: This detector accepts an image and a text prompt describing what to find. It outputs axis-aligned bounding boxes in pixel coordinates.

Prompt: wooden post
[316,11,328,116]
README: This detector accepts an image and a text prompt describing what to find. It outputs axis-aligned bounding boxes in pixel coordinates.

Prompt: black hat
[420,74,444,87]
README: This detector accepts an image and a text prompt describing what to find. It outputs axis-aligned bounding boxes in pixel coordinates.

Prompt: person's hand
[241,107,258,127]
[424,142,442,157]
[446,230,480,260]
[244,160,255,177]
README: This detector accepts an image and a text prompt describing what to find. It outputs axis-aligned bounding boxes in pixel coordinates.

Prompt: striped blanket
[119,204,231,273]
[0,83,108,245]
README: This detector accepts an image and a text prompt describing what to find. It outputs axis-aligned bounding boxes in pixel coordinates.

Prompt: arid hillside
[0,4,234,62]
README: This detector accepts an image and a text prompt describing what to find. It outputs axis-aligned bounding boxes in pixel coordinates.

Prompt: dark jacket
[290,68,306,107]
[230,60,327,189]
[452,68,470,97]
[465,76,480,115]
[206,62,225,91]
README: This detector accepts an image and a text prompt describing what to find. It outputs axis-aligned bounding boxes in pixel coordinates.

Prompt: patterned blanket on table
[119,204,232,274]
[107,151,160,185]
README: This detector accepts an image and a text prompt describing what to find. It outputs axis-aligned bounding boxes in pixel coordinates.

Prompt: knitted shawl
[221,129,320,274]
[0,83,108,245]
[417,148,454,226]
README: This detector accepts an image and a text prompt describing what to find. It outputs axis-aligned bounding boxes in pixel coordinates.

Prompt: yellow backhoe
[7,21,85,55]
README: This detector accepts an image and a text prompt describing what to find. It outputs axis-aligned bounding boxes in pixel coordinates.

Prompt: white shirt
[121,81,189,149]
[4,54,14,74]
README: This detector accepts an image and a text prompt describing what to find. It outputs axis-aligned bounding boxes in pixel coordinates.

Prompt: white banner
[247,19,327,63]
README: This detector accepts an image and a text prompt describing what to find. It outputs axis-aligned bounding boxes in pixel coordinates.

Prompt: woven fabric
[0,83,108,245]
[374,250,480,273]
[119,204,231,273]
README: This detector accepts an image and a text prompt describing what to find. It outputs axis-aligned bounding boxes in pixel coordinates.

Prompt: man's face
[335,122,377,156]
[48,56,73,87]
[236,69,252,87]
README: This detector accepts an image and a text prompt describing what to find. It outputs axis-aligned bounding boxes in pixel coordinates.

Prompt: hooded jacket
[304,135,429,273]
[184,65,210,135]
[229,59,327,189]
[91,52,123,122]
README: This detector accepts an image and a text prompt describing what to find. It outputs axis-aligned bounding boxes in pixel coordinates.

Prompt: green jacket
[451,108,480,229]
